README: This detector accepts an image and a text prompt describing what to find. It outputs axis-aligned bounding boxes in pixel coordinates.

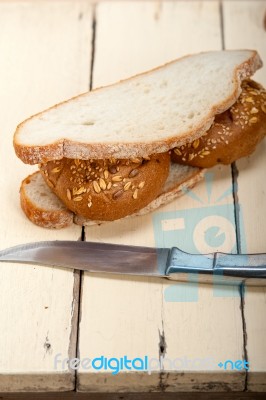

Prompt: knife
[0,241,266,286]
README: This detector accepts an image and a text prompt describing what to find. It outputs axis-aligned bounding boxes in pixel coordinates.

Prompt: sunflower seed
[129,169,139,178]
[108,165,117,174]
[113,190,123,200]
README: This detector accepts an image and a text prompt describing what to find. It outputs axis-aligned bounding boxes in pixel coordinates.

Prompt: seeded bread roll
[39,153,170,221]
[171,80,266,168]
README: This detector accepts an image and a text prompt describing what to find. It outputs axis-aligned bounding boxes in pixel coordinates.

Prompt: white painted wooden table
[0,0,265,395]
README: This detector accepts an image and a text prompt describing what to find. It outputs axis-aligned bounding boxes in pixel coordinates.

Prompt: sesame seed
[138,181,145,189]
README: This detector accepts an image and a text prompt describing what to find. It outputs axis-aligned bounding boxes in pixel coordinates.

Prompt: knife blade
[0,241,265,286]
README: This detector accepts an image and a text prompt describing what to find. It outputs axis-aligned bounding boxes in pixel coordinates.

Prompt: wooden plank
[223,0,266,392]
[78,1,244,392]
[1,391,266,400]
[0,1,92,391]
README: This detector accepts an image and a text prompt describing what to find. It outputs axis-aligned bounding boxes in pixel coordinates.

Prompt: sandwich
[13,50,266,229]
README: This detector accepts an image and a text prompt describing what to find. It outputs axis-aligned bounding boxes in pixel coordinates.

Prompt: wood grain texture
[0,0,92,391]
[223,0,266,392]
[79,1,244,392]
[1,391,266,400]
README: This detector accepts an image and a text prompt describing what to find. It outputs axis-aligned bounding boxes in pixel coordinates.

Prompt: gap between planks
[71,3,98,391]
[220,0,249,391]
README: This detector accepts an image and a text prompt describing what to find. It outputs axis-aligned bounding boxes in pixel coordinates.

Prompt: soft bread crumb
[20,172,73,229]
[14,50,262,164]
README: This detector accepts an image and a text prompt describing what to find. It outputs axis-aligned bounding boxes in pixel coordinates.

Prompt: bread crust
[74,167,204,226]
[20,166,203,228]
[13,50,262,164]
[39,153,170,221]
[20,172,73,229]
[171,80,266,167]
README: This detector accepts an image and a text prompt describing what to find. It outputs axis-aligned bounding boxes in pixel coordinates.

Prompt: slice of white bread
[14,50,262,164]
[20,172,73,229]
[20,165,204,229]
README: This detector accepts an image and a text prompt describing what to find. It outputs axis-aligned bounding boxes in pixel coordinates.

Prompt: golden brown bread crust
[14,50,262,164]
[39,153,170,221]
[20,172,73,229]
[171,80,266,168]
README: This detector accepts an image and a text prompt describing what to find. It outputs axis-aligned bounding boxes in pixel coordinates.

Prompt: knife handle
[165,247,266,286]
